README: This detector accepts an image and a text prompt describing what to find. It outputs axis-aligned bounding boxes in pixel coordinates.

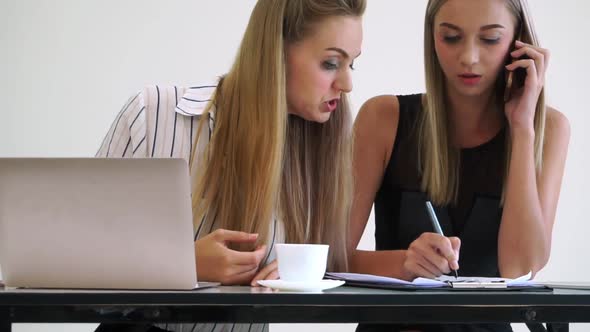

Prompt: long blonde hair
[420,0,545,205]
[190,0,365,272]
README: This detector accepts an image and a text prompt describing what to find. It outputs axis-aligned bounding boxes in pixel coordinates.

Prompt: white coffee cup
[275,243,329,282]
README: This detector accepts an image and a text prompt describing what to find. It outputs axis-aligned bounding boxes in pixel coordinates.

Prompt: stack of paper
[325,271,538,289]
[434,272,533,289]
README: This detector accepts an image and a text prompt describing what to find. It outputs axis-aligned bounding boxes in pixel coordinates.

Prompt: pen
[425,201,459,279]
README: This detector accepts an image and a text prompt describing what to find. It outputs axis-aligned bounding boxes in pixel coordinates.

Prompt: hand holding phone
[504,37,529,102]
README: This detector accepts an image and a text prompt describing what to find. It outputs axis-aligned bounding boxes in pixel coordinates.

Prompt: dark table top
[1,286,590,324]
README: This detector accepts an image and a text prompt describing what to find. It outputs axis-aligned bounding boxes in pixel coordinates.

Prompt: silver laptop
[0,158,216,290]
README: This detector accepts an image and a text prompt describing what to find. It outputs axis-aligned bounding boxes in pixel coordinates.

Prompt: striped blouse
[96,85,279,332]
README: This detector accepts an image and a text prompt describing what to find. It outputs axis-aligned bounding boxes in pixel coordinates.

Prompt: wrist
[510,126,535,143]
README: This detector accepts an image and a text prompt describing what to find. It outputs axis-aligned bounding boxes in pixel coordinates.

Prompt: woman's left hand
[250,259,279,286]
[504,40,550,133]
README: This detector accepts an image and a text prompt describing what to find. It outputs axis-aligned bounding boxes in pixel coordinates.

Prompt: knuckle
[221,255,231,266]
[248,255,259,266]
[403,260,412,270]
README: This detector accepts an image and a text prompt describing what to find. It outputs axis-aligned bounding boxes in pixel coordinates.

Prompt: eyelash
[443,36,501,45]
[322,61,356,71]
[322,61,338,70]
[443,36,461,44]
[482,38,500,45]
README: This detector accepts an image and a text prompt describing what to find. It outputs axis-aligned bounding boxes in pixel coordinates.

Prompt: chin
[314,112,332,123]
[453,86,488,98]
[452,81,496,98]
[294,112,332,123]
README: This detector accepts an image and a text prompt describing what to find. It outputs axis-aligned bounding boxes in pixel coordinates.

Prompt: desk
[1,286,587,331]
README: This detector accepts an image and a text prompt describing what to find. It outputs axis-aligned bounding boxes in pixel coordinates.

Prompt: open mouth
[325,99,339,112]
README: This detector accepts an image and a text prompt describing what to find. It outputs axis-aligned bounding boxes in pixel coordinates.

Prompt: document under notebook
[325,271,542,290]
[436,272,533,289]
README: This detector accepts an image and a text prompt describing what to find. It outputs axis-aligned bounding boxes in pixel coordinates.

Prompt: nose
[460,40,480,67]
[334,68,353,93]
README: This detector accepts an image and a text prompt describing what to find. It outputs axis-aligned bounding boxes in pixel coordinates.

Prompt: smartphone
[503,32,529,102]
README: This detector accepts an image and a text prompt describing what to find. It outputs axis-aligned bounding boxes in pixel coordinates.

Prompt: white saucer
[257,279,345,292]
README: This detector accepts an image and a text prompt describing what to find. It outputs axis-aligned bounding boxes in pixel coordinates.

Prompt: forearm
[349,249,414,281]
[498,129,548,278]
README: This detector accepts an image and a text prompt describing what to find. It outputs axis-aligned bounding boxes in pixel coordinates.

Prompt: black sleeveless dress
[357,94,511,332]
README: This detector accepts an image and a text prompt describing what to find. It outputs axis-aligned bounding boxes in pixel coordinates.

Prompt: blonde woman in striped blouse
[95,0,366,331]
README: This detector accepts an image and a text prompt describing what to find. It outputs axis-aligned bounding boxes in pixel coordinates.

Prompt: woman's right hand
[402,232,461,280]
[195,229,267,285]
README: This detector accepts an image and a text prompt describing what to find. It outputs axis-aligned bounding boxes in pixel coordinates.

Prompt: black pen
[425,201,459,279]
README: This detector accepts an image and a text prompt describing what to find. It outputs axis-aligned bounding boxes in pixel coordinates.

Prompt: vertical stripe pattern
[96,85,279,332]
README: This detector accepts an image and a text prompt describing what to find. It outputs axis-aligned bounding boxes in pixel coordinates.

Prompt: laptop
[0,158,217,290]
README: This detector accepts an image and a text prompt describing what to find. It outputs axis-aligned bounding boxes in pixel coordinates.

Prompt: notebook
[538,282,590,290]
[0,158,218,291]
[325,271,550,291]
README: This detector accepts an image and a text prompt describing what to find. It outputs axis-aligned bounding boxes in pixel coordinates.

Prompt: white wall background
[1,0,588,331]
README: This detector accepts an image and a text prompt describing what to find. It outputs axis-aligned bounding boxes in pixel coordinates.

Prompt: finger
[416,246,448,275]
[413,234,450,273]
[406,259,437,279]
[229,261,261,276]
[515,40,549,58]
[213,229,259,244]
[418,253,446,276]
[250,260,278,286]
[510,46,545,79]
[258,260,278,275]
[227,245,267,266]
[224,248,266,275]
[223,265,260,285]
[449,237,461,251]
[449,237,461,271]
[423,235,459,273]
[430,235,457,260]
[408,245,445,276]
[506,58,539,87]
[511,45,543,61]
[251,268,279,286]
[266,270,280,280]
[420,233,457,265]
